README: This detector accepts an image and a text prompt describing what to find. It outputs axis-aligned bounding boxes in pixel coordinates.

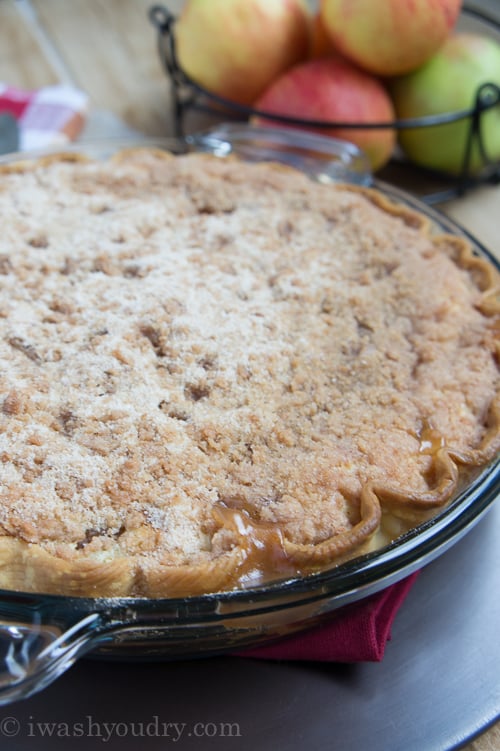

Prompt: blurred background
[1,0,499,139]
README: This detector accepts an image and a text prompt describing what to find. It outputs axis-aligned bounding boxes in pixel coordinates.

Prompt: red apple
[391,33,500,175]
[320,0,462,76]
[175,0,312,106]
[253,57,396,171]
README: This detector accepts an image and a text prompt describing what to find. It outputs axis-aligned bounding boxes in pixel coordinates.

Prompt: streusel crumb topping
[0,150,498,596]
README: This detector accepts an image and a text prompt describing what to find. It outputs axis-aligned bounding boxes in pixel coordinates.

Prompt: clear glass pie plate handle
[0,606,196,705]
[0,611,103,704]
[185,123,373,186]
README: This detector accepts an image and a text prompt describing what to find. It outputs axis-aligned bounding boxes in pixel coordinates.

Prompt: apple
[174,0,312,106]
[391,33,500,175]
[253,57,396,171]
[320,0,462,76]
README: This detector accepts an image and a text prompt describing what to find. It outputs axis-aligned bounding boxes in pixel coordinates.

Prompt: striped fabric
[0,83,88,150]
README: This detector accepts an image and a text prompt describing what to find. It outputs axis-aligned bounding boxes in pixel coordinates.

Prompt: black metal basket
[149,3,500,204]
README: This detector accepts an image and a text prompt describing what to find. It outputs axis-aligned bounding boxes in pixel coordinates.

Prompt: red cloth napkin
[236,572,419,662]
[0,83,88,151]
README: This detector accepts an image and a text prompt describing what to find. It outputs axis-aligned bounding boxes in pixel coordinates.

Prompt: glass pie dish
[0,124,498,706]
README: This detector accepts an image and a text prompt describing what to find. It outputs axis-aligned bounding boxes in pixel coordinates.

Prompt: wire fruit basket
[149,2,500,204]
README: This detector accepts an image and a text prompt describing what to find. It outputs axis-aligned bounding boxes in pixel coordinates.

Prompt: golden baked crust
[0,148,498,597]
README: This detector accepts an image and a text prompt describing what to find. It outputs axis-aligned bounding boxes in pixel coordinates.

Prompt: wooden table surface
[0,1,499,748]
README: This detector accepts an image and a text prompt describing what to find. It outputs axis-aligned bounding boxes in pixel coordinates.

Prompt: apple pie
[0,148,498,597]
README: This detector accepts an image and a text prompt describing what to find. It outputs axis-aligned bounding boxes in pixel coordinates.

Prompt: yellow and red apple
[175,0,312,106]
[320,0,462,76]
[391,33,500,175]
[253,57,396,171]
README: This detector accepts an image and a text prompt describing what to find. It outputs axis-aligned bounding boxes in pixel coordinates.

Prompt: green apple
[320,0,462,77]
[391,33,500,175]
[175,0,312,106]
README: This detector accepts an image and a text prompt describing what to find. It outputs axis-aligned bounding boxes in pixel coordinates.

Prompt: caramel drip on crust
[211,494,381,581]
[212,504,292,582]
[418,422,446,456]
